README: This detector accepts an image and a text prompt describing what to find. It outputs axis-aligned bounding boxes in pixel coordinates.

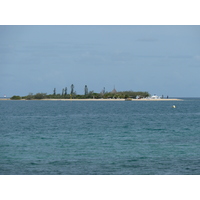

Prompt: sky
[0,25,200,97]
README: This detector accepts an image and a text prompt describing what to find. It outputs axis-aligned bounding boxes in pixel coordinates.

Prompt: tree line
[10,84,150,100]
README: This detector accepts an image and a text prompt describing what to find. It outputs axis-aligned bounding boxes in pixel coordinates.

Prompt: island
[7,85,182,101]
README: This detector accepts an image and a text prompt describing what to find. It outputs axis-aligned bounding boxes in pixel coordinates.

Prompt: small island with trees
[10,84,151,100]
[8,84,181,101]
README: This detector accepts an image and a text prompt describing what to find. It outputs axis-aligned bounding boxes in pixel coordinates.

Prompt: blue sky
[0,25,200,97]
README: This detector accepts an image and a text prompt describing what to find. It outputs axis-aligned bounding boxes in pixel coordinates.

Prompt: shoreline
[0,98,183,101]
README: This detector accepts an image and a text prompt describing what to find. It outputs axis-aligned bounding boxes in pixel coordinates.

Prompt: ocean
[1,99,200,175]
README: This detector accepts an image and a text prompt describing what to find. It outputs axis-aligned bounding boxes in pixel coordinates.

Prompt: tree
[103,87,105,94]
[34,93,47,99]
[26,93,34,100]
[65,87,67,95]
[84,85,88,95]
[62,88,65,96]
[10,95,21,100]
[71,84,74,95]
[53,88,56,95]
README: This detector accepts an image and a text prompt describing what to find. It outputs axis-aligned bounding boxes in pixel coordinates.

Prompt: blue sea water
[0,99,200,175]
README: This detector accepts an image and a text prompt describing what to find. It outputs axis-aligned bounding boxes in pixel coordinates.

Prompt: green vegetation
[10,95,21,100]
[10,85,150,100]
[15,91,150,100]
[103,91,150,99]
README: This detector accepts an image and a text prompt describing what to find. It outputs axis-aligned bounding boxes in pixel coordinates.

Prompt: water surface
[1,99,200,174]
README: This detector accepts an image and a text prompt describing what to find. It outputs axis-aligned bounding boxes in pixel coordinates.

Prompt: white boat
[150,94,160,99]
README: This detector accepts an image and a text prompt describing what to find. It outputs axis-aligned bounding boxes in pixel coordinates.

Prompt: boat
[150,94,161,99]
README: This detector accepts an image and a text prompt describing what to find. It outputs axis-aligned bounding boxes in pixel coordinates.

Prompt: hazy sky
[0,25,200,97]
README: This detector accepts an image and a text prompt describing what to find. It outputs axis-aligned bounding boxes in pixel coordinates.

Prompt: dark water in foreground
[0,99,200,175]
